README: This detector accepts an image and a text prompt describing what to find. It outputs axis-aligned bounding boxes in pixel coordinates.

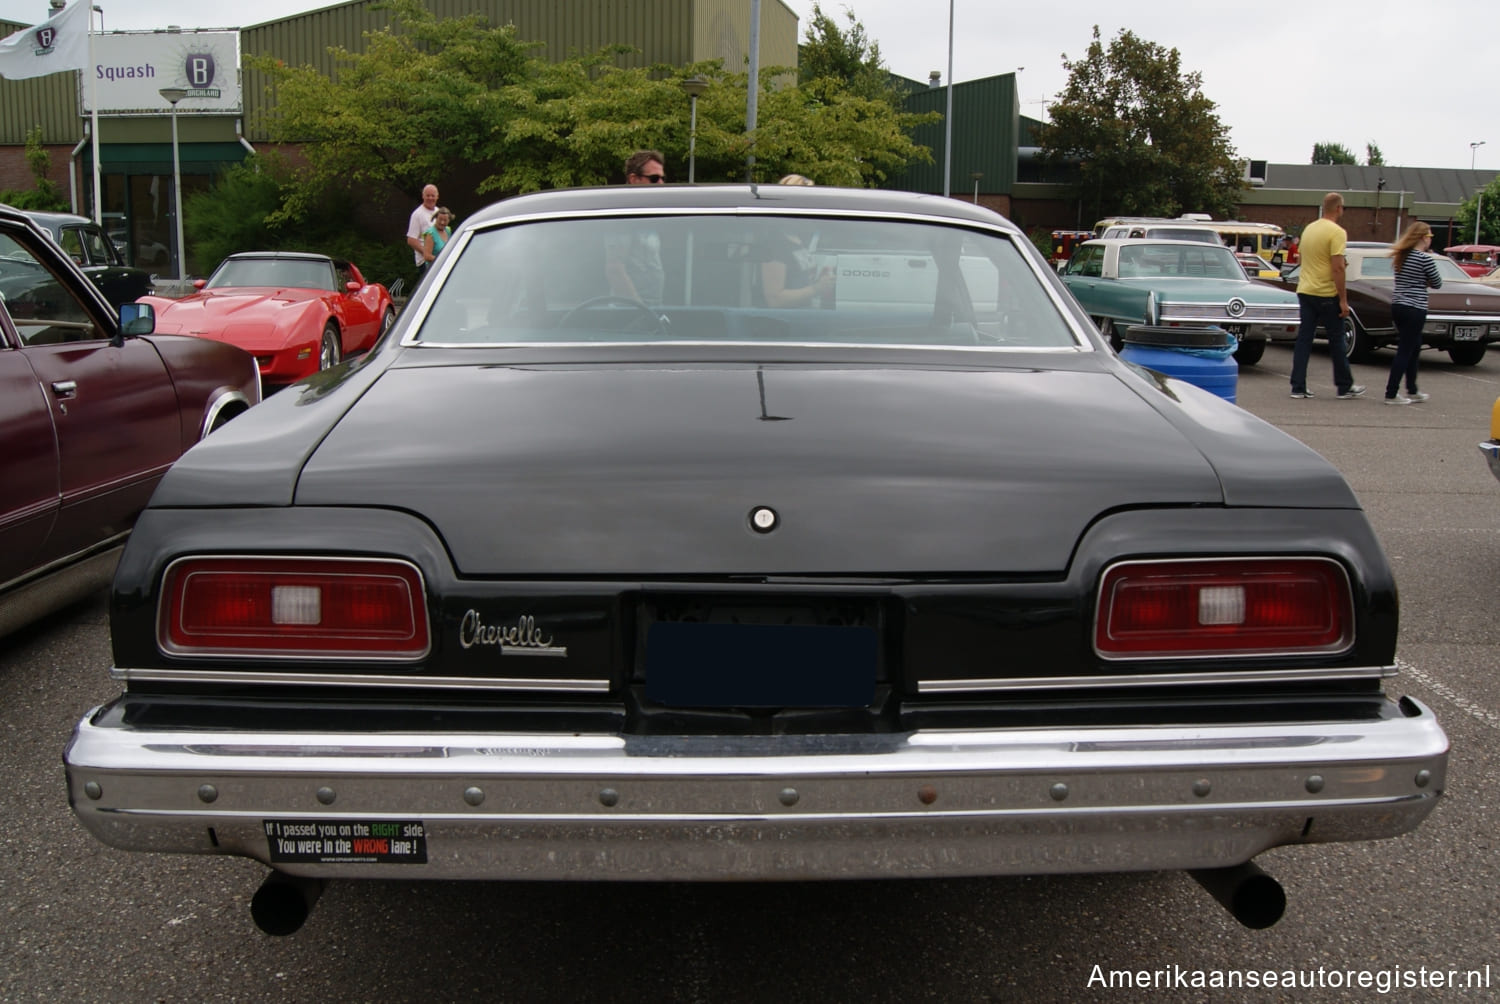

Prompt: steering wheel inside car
[556,295,668,336]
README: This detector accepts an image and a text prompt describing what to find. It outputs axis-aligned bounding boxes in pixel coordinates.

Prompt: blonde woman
[421,207,454,266]
[759,174,833,307]
[1384,221,1442,404]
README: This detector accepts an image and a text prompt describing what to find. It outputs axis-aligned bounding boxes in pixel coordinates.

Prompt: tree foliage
[183,157,413,281]
[1312,141,1356,165]
[1034,27,1241,221]
[798,3,901,105]
[244,0,931,223]
[1365,142,1384,166]
[0,126,66,210]
[1455,176,1500,246]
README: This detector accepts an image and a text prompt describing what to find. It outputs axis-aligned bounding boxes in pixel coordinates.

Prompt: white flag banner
[0,1,90,81]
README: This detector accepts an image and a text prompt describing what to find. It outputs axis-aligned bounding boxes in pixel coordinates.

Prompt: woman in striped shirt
[1385,221,1443,404]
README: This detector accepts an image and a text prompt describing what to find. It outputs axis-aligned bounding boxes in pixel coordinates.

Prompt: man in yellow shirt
[1291,192,1364,399]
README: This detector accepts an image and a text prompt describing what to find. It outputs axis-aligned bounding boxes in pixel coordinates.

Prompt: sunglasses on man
[635,173,665,184]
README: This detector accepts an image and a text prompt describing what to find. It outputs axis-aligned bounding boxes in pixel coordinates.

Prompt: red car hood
[149,288,324,348]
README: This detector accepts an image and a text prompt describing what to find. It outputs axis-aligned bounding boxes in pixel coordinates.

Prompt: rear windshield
[412,215,1080,349]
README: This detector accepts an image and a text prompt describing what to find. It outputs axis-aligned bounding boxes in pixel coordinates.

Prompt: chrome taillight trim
[156,555,432,663]
[919,665,1393,694]
[113,667,609,692]
[1092,555,1357,662]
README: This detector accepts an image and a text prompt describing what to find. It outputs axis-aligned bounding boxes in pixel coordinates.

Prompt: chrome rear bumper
[65,701,1448,881]
[1480,441,1500,482]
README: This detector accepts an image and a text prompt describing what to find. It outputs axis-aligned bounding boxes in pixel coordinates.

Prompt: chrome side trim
[111,667,612,692]
[0,533,126,595]
[918,665,1395,694]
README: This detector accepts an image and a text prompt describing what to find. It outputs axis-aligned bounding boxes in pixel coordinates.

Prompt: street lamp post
[1472,141,1486,169]
[681,76,708,184]
[159,87,188,285]
[971,171,983,205]
[1473,142,1488,245]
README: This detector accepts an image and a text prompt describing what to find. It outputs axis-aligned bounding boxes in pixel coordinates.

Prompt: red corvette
[140,252,396,387]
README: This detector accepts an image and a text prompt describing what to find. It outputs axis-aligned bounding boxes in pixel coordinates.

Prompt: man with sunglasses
[605,150,667,304]
[624,150,667,185]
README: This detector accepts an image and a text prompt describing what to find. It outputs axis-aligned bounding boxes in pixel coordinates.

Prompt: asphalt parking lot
[1,341,1496,1002]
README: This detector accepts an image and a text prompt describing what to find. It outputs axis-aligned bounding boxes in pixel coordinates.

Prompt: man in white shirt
[406,184,440,272]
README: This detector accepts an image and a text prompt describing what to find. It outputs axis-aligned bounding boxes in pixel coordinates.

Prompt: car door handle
[51,380,78,398]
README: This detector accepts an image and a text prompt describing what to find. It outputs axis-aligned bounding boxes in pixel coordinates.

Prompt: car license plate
[1223,324,1247,336]
[1454,325,1483,341]
[646,622,877,708]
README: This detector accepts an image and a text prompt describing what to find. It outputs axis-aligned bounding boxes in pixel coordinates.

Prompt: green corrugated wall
[884,74,1018,196]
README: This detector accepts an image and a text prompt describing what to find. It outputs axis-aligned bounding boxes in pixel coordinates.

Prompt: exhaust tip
[250,871,325,936]
[1189,862,1286,929]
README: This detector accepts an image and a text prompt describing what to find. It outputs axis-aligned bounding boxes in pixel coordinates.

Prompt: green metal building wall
[0,18,80,145]
[885,73,1018,196]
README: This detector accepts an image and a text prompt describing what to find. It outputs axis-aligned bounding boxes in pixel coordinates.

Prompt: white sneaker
[1384,394,1413,405]
[1407,391,1430,403]
[1336,384,1367,400]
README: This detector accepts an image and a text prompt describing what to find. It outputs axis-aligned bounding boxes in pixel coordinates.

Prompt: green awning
[91,142,249,175]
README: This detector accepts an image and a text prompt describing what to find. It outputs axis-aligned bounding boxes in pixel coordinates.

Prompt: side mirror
[345,280,361,292]
[119,301,155,337]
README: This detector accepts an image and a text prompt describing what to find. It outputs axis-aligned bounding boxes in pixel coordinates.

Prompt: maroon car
[0,204,262,638]
[1261,247,1500,365]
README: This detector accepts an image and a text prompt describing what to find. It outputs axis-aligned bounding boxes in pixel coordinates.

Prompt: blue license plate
[646,622,878,708]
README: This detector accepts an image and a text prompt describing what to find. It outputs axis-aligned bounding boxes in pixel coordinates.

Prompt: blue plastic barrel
[1120,325,1238,404]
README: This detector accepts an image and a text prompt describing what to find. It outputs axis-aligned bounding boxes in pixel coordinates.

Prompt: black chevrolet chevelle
[64,186,1447,934]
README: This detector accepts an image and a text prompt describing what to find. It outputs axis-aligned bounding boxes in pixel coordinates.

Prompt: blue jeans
[1291,294,1355,394]
[1387,303,1425,397]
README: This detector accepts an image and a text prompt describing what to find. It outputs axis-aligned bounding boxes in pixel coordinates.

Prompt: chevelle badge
[265,820,427,864]
[459,610,568,657]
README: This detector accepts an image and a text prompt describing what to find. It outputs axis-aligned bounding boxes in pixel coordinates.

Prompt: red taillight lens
[1095,558,1353,659]
[160,557,429,659]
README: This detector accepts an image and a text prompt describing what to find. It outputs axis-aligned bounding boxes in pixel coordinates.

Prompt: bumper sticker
[264,819,427,864]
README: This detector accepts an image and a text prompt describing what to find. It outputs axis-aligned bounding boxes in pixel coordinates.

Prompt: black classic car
[64,186,1447,935]
[1261,247,1500,365]
[18,208,156,308]
[0,204,260,639]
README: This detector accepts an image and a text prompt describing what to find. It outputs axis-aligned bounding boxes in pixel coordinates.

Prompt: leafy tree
[1365,142,1384,166]
[183,160,288,270]
[1034,27,1241,222]
[798,3,901,105]
[1455,176,1500,246]
[245,0,931,227]
[184,156,411,284]
[1312,141,1356,165]
[0,126,66,210]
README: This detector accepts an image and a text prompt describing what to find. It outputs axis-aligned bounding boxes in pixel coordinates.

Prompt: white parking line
[1398,657,1500,730]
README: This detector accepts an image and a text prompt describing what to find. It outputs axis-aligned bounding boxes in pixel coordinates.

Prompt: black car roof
[465,185,1021,233]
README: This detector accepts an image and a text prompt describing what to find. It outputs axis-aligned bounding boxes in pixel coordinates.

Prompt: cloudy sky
[5,0,1495,171]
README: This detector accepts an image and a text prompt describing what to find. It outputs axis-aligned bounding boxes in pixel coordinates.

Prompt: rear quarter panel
[143,334,261,443]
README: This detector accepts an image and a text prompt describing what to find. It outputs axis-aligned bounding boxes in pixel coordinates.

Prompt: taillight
[1094,558,1353,659]
[159,557,429,660]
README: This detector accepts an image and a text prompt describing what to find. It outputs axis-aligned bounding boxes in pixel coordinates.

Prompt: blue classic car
[1061,238,1301,365]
